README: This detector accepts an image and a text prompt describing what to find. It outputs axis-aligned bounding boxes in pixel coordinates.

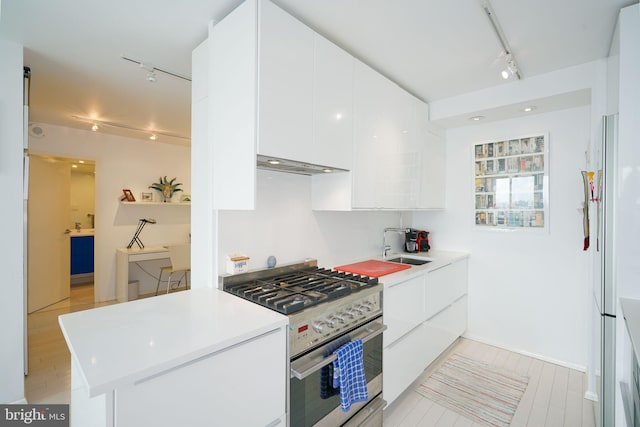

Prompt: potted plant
[149,176,183,202]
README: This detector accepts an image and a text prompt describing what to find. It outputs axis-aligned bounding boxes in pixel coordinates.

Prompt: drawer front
[425,259,468,319]
[383,324,428,405]
[384,275,425,346]
[422,295,468,368]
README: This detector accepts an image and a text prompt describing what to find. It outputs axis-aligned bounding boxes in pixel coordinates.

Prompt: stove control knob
[312,321,327,334]
[325,317,337,328]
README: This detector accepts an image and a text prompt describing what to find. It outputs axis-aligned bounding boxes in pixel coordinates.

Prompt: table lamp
[127,218,156,249]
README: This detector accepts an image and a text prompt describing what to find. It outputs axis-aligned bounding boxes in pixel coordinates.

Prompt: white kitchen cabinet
[383,322,430,406]
[421,295,468,369]
[425,259,467,319]
[383,274,426,347]
[114,327,286,427]
[312,34,354,170]
[257,0,314,162]
[383,257,468,406]
[312,59,445,210]
[60,289,289,427]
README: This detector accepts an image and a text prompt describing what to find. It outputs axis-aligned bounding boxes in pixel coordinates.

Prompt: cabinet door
[421,295,468,368]
[418,120,446,209]
[114,327,286,427]
[352,59,401,208]
[424,259,468,319]
[313,35,353,170]
[384,275,426,346]
[383,324,428,406]
[71,236,94,275]
[258,0,313,162]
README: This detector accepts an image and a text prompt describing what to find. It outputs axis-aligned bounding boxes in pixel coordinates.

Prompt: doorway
[27,155,96,313]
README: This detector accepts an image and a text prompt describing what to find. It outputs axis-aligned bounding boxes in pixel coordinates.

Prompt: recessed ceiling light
[501,70,510,79]
[71,164,78,168]
[522,106,537,112]
[470,116,485,121]
[323,169,333,173]
[149,134,157,141]
[268,159,280,165]
[78,160,85,164]
[91,124,99,132]
[335,113,342,120]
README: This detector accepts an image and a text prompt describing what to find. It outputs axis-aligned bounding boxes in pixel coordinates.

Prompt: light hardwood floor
[25,284,117,404]
[383,338,596,427]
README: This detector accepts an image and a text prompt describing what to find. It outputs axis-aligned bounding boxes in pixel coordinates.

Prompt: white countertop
[59,288,288,397]
[70,228,94,237]
[621,298,640,359]
[374,250,470,287]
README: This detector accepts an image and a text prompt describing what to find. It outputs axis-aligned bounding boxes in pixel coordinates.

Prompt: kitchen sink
[386,257,431,266]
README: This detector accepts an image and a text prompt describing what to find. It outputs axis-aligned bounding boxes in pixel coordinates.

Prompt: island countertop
[59,288,288,397]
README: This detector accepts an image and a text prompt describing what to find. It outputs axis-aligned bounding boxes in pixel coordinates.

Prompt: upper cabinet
[257,0,314,162]
[198,0,444,210]
[313,60,445,210]
[312,35,354,170]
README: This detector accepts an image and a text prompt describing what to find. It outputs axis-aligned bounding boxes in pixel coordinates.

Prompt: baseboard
[462,333,588,373]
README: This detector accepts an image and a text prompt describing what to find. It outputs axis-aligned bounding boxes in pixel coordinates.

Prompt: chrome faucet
[382,227,409,259]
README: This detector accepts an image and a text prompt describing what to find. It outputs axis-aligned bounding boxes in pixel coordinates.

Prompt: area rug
[415,353,529,427]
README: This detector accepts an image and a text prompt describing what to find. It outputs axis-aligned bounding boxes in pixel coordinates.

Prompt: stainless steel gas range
[221,259,386,427]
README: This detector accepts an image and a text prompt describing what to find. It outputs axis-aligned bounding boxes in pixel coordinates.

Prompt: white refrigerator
[594,114,617,427]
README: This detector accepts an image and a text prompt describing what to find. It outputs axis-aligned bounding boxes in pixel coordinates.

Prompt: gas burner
[221,262,380,315]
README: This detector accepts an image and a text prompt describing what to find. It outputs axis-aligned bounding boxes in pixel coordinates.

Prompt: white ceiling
[0,0,634,144]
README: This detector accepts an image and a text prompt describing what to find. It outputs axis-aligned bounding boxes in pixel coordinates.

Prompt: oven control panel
[289,289,382,357]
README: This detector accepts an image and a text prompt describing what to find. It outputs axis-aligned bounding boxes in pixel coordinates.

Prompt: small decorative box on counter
[226,254,250,275]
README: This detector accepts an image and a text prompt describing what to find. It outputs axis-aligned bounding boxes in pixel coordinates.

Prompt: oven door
[290,318,385,427]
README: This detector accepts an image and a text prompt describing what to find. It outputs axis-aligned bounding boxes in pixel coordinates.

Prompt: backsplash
[218,170,407,270]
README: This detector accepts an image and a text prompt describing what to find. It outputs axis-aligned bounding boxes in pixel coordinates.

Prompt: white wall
[218,169,407,273]
[0,38,25,403]
[29,125,191,301]
[70,170,95,229]
[413,106,592,369]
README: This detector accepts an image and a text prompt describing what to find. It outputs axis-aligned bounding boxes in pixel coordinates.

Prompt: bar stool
[155,243,190,295]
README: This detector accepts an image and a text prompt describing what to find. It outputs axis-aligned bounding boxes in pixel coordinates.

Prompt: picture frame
[141,192,153,202]
[473,133,549,231]
[122,189,136,202]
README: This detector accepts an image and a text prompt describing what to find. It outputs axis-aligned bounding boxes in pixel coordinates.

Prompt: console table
[115,246,171,302]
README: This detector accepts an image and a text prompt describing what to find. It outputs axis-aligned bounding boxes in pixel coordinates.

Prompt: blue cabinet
[71,236,94,275]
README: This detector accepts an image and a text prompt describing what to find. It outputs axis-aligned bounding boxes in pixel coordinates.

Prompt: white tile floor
[383,338,596,427]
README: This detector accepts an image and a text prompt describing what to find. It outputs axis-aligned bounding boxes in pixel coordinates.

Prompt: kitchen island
[59,288,288,427]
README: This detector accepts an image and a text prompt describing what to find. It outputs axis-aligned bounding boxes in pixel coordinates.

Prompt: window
[473,134,548,229]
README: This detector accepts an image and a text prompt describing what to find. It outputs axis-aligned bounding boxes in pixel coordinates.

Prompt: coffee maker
[404,229,419,253]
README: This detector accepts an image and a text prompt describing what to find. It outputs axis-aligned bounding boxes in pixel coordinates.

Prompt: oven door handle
[290,322,386,380]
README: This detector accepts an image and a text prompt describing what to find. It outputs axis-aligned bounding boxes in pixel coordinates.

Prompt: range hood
[256,154,349,176]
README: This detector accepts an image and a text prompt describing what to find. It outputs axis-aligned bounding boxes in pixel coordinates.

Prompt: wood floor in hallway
[25,284,116,404]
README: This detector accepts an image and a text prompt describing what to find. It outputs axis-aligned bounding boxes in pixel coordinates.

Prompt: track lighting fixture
[146,70,157,83]
[479,0,522,80]
[72,115,189,141]
[501,54,519,80]
[122,55,192,82]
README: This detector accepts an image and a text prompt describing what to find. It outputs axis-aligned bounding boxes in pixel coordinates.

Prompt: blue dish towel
[332,339,368,412]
